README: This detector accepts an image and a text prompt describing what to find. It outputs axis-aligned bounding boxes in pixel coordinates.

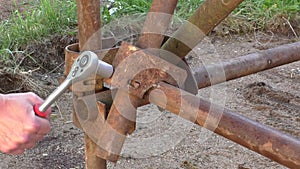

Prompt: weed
[1,0,299,65]
[176,0,205,18]
[0,0,77,61]
[233,0,300,32]
[102,0,152,23]
[101,0,300,34]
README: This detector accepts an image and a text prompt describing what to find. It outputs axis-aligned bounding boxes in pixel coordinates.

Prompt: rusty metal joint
[110,42,197,100]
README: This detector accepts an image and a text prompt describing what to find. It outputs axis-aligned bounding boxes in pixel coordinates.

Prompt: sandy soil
[0,1,299,169]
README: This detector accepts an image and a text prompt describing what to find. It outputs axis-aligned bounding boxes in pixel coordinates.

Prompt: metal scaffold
[60,0,300,168]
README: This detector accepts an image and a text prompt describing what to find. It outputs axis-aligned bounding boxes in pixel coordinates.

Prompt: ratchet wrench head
[67,51,99,83]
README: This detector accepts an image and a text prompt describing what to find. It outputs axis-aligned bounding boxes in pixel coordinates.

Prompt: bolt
[129,80,141,89]
[72,66,79,77]
[80,55,89,67]
[267,59,272,65]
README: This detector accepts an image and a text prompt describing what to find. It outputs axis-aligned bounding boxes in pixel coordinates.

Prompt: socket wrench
[34,51,113,118]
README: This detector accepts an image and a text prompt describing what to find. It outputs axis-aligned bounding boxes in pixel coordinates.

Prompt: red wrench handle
[33,104,48,118]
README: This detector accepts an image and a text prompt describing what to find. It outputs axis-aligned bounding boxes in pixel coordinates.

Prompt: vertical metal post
[77,0,102,51]
[76,0,106,168]
[84,135,107,169]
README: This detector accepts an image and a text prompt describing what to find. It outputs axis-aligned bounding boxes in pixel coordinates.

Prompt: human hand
[0,92,51,155]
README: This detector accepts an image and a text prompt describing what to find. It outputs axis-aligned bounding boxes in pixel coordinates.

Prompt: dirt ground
[0,1,300,169]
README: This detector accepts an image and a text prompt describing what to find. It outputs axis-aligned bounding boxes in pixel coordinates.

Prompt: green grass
[102,0,152,23]
[233,0,300,31]
[237,0,300,20]
[176,0,205,18]
[1,0,300,62]
[100,0,300,34]
[0,0,77,60]
[176,0,300,33]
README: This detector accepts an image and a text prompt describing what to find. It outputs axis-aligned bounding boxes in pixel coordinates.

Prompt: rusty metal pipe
[161,0,245,59]
[76,0,106,168]
[194,41,300,89]
[148,82,300,169]
[136,0,178,49]
[84,135,107,169]
[76,0,102,51]
[96,89,140,162]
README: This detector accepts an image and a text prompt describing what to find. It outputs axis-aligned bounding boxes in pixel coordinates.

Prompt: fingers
[32,116,51,135]
[7,92,44,105]
[0,130,48,155]
[0,138,29,155]
[24,92,44,104]
[9,149,26,155]
[1,142,34,155]
[26,92,52,119]
[3,142,28,155]
[1,146,25,155]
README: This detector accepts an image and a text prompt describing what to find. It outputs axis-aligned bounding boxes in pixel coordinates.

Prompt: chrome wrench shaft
[34,51,113,117]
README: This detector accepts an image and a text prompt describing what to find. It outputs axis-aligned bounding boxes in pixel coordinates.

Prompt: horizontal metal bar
[148,82,300,169]
[194,41,300,89]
